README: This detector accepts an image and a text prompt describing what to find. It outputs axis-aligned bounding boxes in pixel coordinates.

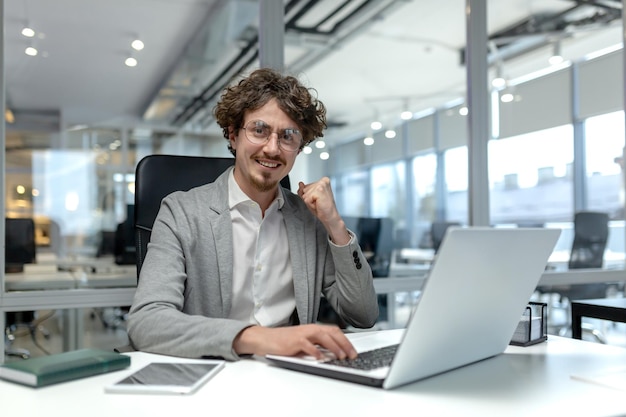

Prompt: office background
[2,0,626,358]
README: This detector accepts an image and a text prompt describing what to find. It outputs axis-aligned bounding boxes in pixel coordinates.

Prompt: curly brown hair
[213,68,327,156]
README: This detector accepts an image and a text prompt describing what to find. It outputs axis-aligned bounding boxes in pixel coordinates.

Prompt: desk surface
[2,332,626,416]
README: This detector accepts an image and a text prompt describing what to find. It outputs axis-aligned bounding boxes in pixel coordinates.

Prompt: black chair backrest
[568,211,609,269]
[134,154,290,277]
[431,221,460,253]
[343,216,394,277]
[5,218,36,273]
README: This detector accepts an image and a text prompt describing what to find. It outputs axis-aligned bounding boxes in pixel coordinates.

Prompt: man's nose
[264,132,281,153]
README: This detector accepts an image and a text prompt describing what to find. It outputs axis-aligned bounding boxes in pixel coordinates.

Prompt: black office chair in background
[539,211,614,341]
[552,211,612,301]
[568,211,610,270]
[431,221,461,253]
[4,218,51,359]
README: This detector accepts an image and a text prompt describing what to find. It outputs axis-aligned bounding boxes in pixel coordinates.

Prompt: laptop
[266,227,560,389]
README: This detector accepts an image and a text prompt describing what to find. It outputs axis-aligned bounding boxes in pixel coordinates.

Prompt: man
[127,68,378,361]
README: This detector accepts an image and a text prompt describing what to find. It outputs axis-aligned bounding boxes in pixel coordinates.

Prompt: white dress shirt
[227,170,295,326]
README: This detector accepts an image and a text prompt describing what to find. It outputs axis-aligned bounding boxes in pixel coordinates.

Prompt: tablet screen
[105,361,225,395]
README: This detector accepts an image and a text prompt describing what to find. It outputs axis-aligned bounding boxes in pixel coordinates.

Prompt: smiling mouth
[257,160,280,168]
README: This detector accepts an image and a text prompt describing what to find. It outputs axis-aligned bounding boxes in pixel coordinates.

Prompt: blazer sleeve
[320,225,380,328]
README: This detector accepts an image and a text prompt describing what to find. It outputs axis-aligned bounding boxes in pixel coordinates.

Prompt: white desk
[2,333,626,416]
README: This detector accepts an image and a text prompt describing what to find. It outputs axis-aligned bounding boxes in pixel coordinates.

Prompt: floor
[4,298,626,363]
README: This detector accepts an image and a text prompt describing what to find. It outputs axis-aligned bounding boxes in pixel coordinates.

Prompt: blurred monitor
[5,218,36,273]
[114,205,136,265]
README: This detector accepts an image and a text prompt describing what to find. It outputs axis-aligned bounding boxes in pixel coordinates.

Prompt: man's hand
[298,178,350,245]
[233,324,357,360]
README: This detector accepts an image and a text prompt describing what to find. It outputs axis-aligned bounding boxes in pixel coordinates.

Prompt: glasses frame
[241,120,303,153]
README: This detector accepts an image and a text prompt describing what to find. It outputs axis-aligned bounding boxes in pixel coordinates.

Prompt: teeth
[259,161,278,168]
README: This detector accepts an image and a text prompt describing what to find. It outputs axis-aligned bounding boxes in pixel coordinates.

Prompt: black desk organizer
[510,302,548,347]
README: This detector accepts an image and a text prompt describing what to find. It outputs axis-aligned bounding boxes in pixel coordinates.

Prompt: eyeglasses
[242,120,303,153]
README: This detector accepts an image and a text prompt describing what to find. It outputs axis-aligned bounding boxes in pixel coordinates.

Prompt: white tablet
[105,361,225,395]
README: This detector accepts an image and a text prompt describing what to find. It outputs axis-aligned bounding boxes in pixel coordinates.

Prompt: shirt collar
[228,167,284,210]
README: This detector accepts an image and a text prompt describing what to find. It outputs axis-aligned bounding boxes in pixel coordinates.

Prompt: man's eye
[280,132,294,142]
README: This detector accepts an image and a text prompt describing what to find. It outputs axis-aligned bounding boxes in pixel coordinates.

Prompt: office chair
[539,211,613,341]
[4,218,46,359]
[431,221,461,253]
[134,154,290,276]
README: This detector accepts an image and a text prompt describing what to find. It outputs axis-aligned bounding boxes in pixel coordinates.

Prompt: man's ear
[228,126,237,148]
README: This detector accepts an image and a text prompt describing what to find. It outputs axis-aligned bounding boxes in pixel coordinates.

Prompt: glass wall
[330,48,625,275]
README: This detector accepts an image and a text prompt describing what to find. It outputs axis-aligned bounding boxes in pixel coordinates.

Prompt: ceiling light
[549,54,563,66]
[303,146,312,154]
[5,108,15,124]
[25,46,38,56]
[459,107,469,116]
[370,121,382,130]
[385,129,396,139]
[492,77,506,89]
[549,42,563,65]
[400,110,413,120]
[363,136,374,146]
[131,39,144,51]
[125,57,138,67]
[500,92,514,103]
[315,140,326,149]
[320,152,330,160]
[21,26,35,38]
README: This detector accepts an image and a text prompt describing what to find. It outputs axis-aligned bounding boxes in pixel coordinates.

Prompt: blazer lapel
[282,197,311,324]
[205,171,234,316]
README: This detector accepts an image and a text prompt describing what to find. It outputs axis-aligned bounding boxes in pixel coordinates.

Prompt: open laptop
[266,227,561,389]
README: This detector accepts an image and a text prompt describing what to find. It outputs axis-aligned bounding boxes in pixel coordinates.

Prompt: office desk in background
[4,263,136,351]
[571,298,626,340]
[2,332,626,416]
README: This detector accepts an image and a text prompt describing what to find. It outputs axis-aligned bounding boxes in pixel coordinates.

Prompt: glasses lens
[245,121,270,144]
[278,129,302,152]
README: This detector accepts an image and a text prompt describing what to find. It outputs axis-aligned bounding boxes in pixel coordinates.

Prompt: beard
[250,170,279,192]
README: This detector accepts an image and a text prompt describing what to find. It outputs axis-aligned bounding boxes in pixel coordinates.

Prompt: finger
[298,181,306,197]
[315,328,356,360]
[298,339,325,360]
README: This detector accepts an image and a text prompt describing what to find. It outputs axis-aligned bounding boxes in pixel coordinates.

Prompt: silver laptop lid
[384,227,560,389]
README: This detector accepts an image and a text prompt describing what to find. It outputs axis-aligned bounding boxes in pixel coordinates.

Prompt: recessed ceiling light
[25,46,38,56]
[500,92,514,103]
[385,129,396,139]
[492,77,506,88]
[320,152,330,160]
[363,136,374,146]
[21,27,35,38]
[303,146,312,154]
[125,57,138,67]
[370,121,382,130]
[131,39,144,51]
[315,140,326,149]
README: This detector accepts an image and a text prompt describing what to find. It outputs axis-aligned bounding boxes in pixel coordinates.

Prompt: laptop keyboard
[324,344,399,370]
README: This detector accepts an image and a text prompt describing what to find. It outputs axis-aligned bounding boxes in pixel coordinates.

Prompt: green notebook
[0,348,131,387]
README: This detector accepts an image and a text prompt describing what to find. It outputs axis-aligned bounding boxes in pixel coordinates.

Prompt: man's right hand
[233,323,357,360]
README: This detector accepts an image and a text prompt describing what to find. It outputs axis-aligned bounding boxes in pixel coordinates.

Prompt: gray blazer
[127,168,379,360]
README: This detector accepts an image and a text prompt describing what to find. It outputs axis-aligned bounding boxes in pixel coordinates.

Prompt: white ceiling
[3,0,623,150]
